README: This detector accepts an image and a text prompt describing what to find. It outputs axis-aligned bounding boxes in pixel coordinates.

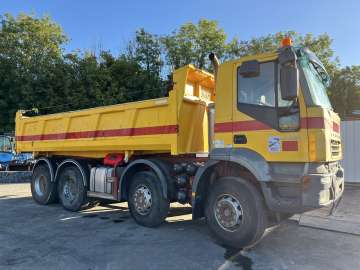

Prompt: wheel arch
[32,157,56,182]
[192,148,270,219]
[211,148,271,182]
[119,159,171,201]
[54,159,89,186]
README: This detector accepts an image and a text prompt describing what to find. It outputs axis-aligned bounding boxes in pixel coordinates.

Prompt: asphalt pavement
[0,183,359,270]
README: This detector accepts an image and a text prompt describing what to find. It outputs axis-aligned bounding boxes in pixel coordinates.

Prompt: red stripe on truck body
[16,124,178,142]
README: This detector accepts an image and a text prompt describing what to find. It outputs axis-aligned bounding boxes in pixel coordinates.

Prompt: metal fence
[341,120,360,183]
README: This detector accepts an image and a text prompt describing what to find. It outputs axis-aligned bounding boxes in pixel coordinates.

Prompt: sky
[1,0,359,67]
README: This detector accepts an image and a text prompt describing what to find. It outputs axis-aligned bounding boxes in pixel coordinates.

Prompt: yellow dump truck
[15,39,344,248]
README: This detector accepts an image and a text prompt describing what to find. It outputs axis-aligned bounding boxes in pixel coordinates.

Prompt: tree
[125,29,165,98]
[127,28,163,76]
[0,14,167,131]
[0,13,67,132]
[328,66,360,117]
[162,19,227,70]
[97,52,165,104]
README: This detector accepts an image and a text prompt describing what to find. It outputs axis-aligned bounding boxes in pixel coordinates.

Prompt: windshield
[299,54,332,110]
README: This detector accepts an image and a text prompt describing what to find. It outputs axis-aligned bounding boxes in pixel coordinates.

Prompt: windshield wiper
[310,61,330,87]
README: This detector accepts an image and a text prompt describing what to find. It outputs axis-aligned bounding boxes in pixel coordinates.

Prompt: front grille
[331,140,341,157]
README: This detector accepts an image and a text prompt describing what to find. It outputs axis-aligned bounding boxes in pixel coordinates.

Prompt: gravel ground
[0,183,359,270]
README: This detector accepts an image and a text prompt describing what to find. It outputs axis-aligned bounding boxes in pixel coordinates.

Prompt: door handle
[234,134,247,144]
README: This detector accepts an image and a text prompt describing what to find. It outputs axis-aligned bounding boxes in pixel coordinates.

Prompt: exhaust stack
[208,53,219,151]
[209,53,219,81]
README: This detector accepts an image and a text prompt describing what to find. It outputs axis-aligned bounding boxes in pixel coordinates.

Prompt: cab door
[232,59,309,162]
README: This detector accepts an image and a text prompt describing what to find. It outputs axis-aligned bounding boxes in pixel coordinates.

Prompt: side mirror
[280,63,299,101]
[279,47,299,101]
[239,60,260,78]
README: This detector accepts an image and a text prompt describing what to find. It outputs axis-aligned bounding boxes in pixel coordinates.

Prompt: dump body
[16,66,215,158]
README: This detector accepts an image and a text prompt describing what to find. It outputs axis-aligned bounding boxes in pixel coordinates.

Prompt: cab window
[238,62,275,107]
[237,61,300,131]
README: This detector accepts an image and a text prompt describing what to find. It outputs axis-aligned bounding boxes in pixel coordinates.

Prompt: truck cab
[0,135,33,171]
[0,135,14,170]
[209,39,344,214]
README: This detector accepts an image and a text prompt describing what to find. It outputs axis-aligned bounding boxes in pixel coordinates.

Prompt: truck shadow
[80,203,194,224]
[0,195,288,270]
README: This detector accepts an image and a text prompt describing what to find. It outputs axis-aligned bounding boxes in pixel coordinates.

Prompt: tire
[128,171,170,227]
[205,177,267,249]
[31,164,57,205]
[57,165,88,211]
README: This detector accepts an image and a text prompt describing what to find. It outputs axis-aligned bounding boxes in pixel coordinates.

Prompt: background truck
[0,134,13,170]
[15,38,344,248]
[0,134,33,171]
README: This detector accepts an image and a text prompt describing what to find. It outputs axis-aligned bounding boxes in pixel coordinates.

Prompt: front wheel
[205,177,267,249]
[128,171,170,227]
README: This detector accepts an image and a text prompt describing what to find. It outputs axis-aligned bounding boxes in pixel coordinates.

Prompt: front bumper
[261,162,344,214]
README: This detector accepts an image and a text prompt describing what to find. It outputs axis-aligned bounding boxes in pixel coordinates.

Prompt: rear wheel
[31,164,57,205]
[205,177,267,248]
[128,171,170,227]
[58,165,88,211]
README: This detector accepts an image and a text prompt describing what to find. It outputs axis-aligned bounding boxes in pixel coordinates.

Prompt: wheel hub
[214,194,243,232]
[34,175,47,196]
[63,173,78,203]
[133,185,152,215]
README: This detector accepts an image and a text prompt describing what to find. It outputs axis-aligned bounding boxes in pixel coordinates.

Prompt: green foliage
[0,13,67,132]
[162,19,227,70]
[128,28,163,76]
[328,66,360,117]
[0,14,165,132]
